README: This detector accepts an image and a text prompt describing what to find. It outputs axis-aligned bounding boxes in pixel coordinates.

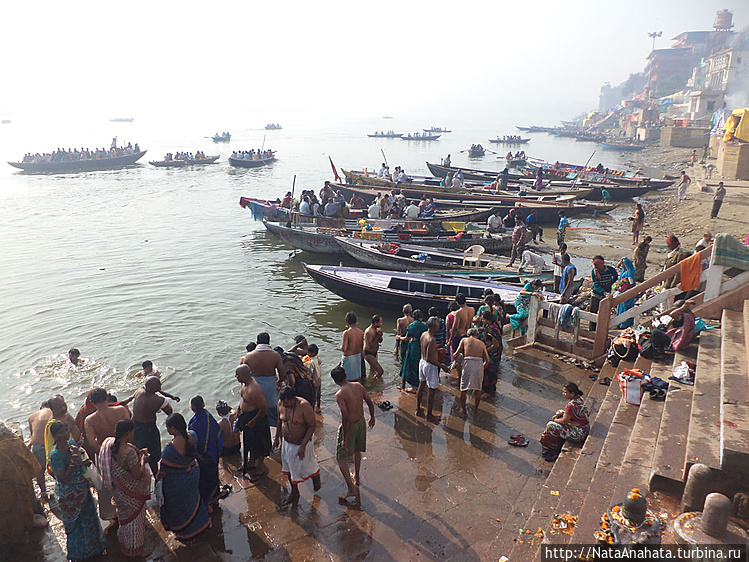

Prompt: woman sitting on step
[540,382,590,462]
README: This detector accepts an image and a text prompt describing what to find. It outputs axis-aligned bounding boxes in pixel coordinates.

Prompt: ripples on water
[0,112,633,434]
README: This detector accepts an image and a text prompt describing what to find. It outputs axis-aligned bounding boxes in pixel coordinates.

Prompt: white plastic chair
[462,245,485,267]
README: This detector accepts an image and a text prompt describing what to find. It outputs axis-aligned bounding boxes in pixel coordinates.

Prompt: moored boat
[263,221,346,255]
[9,150,147,174]
[303,264,558,313]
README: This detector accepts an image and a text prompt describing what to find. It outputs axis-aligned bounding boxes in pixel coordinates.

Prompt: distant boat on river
[9,150,147,174]
[109,117,134,122]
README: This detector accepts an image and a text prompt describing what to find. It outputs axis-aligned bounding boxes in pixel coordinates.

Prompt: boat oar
[485,148,501,155]
[381,149,389,169]
[290,174,297,225]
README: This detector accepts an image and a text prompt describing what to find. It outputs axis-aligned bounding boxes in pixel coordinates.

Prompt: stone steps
[649,346,698,494]
[505,361,621,560]
[719,308,749,478]
[566,355,650,545]
[684,330,723,477]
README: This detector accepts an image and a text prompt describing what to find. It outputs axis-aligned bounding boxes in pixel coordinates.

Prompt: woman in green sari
[399,309,427,391]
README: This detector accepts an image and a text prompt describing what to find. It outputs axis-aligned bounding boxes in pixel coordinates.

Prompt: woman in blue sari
[158,413,211,541]
[509,280,543,335]
[188,396,224,509]
[399,309,427,391]
[614,257,637,329]
[48,421,107,561]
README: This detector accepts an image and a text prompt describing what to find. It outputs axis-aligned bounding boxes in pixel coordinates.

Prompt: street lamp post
[649,30,662,52]
[646,31,663,102]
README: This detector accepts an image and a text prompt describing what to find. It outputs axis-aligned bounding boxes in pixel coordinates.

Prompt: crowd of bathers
[21,143,141,163]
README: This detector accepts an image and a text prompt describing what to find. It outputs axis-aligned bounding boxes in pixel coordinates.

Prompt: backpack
[639,329,671,359]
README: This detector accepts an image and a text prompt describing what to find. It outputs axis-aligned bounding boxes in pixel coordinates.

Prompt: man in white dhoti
[455,328,490,418]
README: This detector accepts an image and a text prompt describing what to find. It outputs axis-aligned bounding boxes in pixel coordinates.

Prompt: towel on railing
[679,252,703,292]
[557,304,579,328]
[713,233,749,270]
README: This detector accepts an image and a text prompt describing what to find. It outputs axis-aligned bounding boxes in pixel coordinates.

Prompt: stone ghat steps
[719,308,749,478]
[505,360,624,560]
[487,354,610,556]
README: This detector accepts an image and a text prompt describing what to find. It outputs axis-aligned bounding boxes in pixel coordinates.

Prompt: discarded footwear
[599,377,612,386]
[508,434,529,447]
[218,484,232,499]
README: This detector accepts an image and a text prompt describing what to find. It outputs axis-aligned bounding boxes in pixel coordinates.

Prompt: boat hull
[263,221,345,254]
[229,156,275,168]
[302,264,558,313]
[150,156,219,167]
[8,151,147,173]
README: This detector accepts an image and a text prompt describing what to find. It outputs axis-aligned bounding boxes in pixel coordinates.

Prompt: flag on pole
[329,156,342,183]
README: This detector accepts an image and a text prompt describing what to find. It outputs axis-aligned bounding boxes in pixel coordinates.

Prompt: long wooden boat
[520,161,674,190]
[489,137,530,144]
[212,134,231,142]
[303,264,558,313]
[602,142,647,151]
[402,134,441,141]
[150,156,219,167]
[263,222,346,255]
[515,126,554,133]
[229,155,276,168]
[265,124,282,130]
[335,237,554,279]
[423,127,451,133]
[109,117,134,123]
[367,132,403,138]
[8,150,147,174]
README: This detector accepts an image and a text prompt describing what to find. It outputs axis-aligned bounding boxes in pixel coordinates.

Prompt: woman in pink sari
[100,419,152,557]
[540,382,589,462]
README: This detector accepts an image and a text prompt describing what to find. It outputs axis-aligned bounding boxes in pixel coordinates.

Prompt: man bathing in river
[235,364,272,481]
[395,304,413,361]
[455,328,490,418]
[363,314,384,379]
[131,376,174,474]
[332,366,375,501]
[340,311,364,382]
[417,316,449,422]
[274,387,321,504]
[241,333,285,431]
[28,400,53,499]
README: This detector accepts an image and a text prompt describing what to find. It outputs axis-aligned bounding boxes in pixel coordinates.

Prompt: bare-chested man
[28,400,53,498]
[215,400,240,457]
[395,304,413,361]
[418,317,449,422]
[130,376,174,474]
[332,366,375,501]
[235,364,271,481]
[84,387,130,520]
[451,293,475,357]
[274,387,321,504]
[241,332,285,429]
[340,312,364,382]
[456,328,490,418]
[363,315,384,379]
[49,394,82,443]
[68,348,84,366]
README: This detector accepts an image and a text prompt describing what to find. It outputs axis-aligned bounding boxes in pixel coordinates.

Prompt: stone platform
[9,349,593,562]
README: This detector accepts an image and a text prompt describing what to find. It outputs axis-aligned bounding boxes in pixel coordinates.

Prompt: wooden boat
[240,197,290,221]
[516,126,554,133]
[150,156,219,167]
[1,119,11,124]
[303,264,558,313]
[367,132,403,138]
[109,117,134,123]
[335,237,554,278]
[602,142,647,151]
[263,222,346,255]
[229,154,276,168]
[489,137,530,144]
[401,133,441,141]
[375,232,513,253]
[213,133,231,142]
[423,127,451,133]
[8,150,147,174]
[265,123,282,130]
[468,146,486,157]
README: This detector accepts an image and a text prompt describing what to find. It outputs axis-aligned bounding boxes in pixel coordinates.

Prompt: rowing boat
[402,134,441,141]
[150,156,219,167]
[9,150,147,174]
[489,138,530,144]
[303,264,558,313]
[229,155,276,168]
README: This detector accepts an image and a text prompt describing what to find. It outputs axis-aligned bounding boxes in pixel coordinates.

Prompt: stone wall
[717,141,749,180]
[660,126,710,148]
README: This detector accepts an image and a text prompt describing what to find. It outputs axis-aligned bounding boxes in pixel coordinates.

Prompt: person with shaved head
[130,376,174,474]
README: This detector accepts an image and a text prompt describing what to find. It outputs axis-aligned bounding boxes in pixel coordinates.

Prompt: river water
[0,110,634,430]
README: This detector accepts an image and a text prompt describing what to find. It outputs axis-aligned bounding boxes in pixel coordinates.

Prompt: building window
[707,101,715,111]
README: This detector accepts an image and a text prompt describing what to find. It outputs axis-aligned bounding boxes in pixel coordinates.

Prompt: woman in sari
[540,382,590,462]
[614,257,637,329]
[478,309,503,397]
[509,279,543,335]
[100,419,151,557]
[632,236,652,283]
[158,413,210,541]
[399,309,427,391]
[188,396,224,510]
[48,420,107,561]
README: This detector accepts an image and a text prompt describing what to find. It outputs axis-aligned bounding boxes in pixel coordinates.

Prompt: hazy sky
[2,0,747,122]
